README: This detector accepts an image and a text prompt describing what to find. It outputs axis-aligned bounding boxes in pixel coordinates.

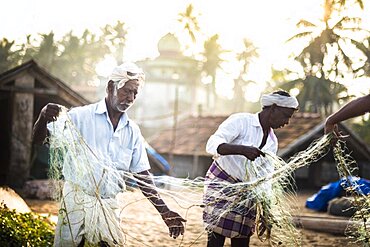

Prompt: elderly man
[33,62,185,246]
[203,90,298,247]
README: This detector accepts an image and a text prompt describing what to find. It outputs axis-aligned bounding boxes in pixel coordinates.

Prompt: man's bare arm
[32,103,60,144]
[325,94,370,134]
[135,170,186,239]
[217,143,265,161]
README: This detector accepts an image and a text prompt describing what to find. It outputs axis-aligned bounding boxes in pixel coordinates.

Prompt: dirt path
[26,191,359,246]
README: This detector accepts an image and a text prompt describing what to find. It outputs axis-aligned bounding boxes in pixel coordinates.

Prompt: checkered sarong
[203,162,256,238]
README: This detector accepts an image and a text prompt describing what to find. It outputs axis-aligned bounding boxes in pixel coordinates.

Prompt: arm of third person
[32,103,61,145]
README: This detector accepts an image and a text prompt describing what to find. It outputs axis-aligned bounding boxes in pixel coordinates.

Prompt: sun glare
[1,0,369,98]
[95,56,117,77]
[243,83,265,103]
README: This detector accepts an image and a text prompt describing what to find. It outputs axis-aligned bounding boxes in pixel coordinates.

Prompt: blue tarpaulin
[306,177,370,211]
[145,143,171,172]
[125,143,171,188]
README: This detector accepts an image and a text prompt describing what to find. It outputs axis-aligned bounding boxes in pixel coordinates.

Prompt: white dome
[158,33,181,54]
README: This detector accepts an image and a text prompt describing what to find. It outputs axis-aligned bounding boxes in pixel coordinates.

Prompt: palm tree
[281,75,350,115]
[201,34,225,109]
[351,36,370,77]
[33,32,59,68]
[234,38,258,111]
[54,31,88,85]
[0,38,19,73]
[177,4,202,56]
[288,16,359,79]
[177,4,201,44]
[55,30,109,86]
[0,26,113,91]
[101,21,127,65]
[284,0,364,114]
[19,35,38,64]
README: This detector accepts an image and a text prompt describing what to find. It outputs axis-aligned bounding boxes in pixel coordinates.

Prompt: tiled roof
[275,112,322,153]
[149,112,323,157]
[149,116,226,156]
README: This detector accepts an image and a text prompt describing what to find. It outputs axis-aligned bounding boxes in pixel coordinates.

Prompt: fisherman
[33,62,185,246]
[203,90,299,247]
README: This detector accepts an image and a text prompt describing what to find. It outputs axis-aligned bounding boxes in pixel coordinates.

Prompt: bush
[0,202,54,246]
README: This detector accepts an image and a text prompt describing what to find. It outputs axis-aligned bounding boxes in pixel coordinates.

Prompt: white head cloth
[108,62,145,89]
[261,92,299,109]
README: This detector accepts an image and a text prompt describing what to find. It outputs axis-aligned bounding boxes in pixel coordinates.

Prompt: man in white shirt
[33,62,185,246]
[203,90,298,247]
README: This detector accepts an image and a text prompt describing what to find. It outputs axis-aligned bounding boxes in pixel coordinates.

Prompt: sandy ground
[26,190,360,247]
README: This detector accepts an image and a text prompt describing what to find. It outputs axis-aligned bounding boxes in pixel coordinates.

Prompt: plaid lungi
[203,162,256,238]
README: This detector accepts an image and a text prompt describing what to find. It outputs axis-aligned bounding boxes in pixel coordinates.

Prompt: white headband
[261,93,299,109]
[108,62,145,89]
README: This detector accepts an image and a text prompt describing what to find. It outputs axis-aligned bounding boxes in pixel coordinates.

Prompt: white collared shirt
[48,99,150,174]
[206,113,278,181]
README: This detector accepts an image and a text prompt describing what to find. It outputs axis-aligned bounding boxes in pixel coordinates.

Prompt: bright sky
[1,0,369,100]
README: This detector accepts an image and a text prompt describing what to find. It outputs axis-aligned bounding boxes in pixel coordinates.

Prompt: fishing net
[333,141,370,246]
[47,106,369,246]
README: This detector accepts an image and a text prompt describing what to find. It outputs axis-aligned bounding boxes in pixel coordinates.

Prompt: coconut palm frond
[350,39,368,53]
[286,32,314,42]
[296,19,317,28]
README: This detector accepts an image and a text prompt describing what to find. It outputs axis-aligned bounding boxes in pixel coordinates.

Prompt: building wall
[159,154,212,179]
[0,90,12,185]
[295,160,370,190]
[7,75,35,188]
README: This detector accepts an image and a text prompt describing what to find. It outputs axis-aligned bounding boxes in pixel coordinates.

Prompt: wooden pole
[292,215,349,235]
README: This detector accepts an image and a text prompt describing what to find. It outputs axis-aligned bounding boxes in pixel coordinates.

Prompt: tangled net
[333,140,370,246]
[47,106,369,246]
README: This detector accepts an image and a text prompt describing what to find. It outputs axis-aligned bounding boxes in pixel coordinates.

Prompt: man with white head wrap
[33,62,186,246]
[260,92,299,109]
[203,90,298,247]
[108,62,145,90]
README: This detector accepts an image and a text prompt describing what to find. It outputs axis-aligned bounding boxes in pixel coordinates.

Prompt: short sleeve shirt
[48,99,150,174]
[206,113,278,181]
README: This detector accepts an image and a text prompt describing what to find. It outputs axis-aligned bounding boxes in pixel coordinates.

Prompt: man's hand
[242,146,265,161]
[325,121,348,145]
[161,210,186,239]
[324,121,337,135]
[40,103,61,123]
[136,170,186,239]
